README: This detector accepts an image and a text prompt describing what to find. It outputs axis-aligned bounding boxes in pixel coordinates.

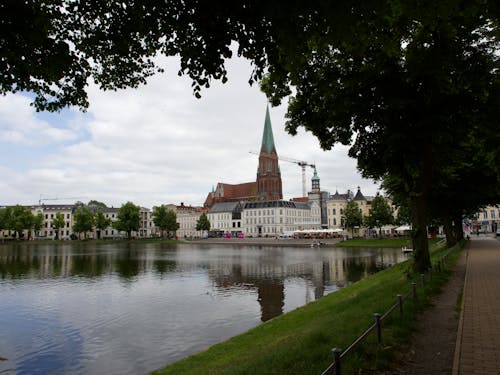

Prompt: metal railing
[320,243,460,375]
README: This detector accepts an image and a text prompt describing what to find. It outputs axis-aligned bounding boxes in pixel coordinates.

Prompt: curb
[452,243,470,375]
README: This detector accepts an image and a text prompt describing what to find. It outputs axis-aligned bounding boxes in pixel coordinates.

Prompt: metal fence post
[332,347,342,375]
[397,294,403,317]
[428,267,433,280]
[374,313,382,343]
[412,282,417,299]
[420,273,425,287]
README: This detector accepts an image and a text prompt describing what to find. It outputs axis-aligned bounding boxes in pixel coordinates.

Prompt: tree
[51,212,66,240]
[9,205,33,239]
[32,212,44,239]
[88,200,107,208]
[153,205,168,238]
[164,210,179,239]
[365,195,394,238]
[342,201,363,239]
[196,213,211,237]
[3,2,498,272]
[73,207,94,239]
[114,202,140,240]
[395,203,411,227]
[0,207,13,240]
[94,209,111,240]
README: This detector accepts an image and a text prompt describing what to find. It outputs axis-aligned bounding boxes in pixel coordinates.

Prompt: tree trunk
[411,193,431,273]
[453,212,464,242]
[443,216,457,247]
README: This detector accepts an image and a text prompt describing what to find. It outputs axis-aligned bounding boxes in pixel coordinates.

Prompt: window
[333,208,336,215]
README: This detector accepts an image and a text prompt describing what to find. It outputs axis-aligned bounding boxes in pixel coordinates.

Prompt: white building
[35,204,75,240]
[242,200,321,238]
[207,202,242,236]
[175,204,206,239]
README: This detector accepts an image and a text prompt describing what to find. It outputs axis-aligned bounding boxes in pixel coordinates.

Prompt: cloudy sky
[0,55,380,208]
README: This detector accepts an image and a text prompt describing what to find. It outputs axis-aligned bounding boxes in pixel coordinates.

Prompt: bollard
[412,282,417,299]
[374,313,382,343]
[332,347,342,375]
[420,273,425,287]
[397,294,403,317]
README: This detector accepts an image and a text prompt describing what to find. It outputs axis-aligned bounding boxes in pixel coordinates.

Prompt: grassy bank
[336,237,444,248]
[152,241,461,375]
[336,237,412,247]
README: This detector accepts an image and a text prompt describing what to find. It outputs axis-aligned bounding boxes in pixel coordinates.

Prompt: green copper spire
[260,105,276,154]
[312,167,320,180]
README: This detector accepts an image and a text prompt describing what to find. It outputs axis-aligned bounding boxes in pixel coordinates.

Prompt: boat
[401,246,413,253]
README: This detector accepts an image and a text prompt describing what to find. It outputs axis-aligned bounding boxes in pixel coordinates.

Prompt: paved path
[453,237,500,374]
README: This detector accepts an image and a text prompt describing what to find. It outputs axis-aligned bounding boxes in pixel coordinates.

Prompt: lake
[0,242,407,374]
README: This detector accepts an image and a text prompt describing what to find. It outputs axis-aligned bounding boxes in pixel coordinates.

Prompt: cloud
[0,94,80,145]
[0,55,379,207]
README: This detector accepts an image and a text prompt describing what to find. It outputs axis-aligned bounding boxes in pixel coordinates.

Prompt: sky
[0,54,380,208]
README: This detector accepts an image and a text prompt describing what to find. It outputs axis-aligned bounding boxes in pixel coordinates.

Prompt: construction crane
[38,195,85,206]
[249,151,315,197]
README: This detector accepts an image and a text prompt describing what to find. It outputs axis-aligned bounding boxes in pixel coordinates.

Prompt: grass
[336,237,412,247]
[152,241,462,375]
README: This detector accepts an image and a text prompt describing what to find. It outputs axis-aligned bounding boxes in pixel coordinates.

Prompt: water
[0,242,407,374]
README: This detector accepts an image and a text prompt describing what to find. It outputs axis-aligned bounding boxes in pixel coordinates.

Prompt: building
[472,205,500,233]
[175,203,206,239]
[326,190,354,229]
[204,106,283,207]
[242,200,321,237]
[256,106,283,201]
[307,168,330,228]
[207,202,243,236]
[35,204,75,240]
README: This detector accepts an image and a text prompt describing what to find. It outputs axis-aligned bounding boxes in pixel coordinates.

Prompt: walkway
[453,237,500,374]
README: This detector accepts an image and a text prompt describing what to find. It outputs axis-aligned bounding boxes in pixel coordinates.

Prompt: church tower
[311,167,320,193]
[256,106,283,200]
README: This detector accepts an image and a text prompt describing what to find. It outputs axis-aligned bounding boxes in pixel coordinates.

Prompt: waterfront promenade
[453,237,500,374]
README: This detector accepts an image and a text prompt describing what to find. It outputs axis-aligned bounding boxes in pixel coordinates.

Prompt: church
[204,106,283,208]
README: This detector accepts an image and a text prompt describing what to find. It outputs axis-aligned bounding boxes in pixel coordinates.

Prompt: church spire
[256,105,282,201]
[260,105,276,154]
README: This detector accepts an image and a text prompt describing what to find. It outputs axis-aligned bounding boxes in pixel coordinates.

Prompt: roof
[353,187,366,201]
[330,191,351,201]
[220,182,257,199]
[260,105,276,154]
[291,197,309,203]
[243,200,298,209]
[312,168,320,180]
[294,202,312,210]
[209,202,242,213]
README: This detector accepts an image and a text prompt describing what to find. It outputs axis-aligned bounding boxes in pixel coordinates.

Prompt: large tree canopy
[2,1,498,271]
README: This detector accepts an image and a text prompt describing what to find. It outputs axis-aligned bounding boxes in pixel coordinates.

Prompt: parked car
[496,229,500,237]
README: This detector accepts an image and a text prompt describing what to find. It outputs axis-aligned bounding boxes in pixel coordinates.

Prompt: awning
[395,225,411,231]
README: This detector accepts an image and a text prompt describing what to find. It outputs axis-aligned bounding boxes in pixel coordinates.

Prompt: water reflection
[0,243,402,322]
[0,243,406,375]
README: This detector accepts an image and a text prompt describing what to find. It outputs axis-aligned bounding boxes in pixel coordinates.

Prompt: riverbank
[184,237,413,248]
[152,241,461,374]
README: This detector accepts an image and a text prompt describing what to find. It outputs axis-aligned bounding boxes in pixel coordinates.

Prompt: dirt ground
[381,247,467,374]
